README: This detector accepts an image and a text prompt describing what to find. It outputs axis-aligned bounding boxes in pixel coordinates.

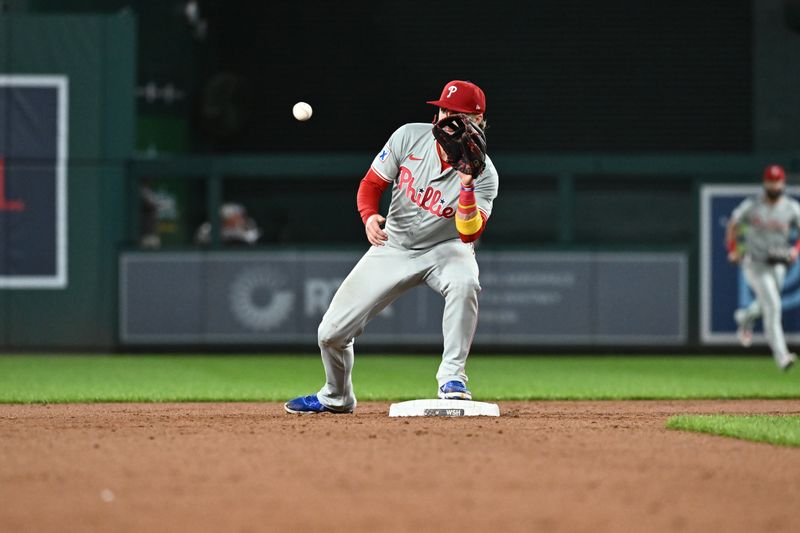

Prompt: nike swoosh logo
[408,155,423,161]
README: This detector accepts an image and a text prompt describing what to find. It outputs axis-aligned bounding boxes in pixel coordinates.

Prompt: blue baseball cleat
[284,394,353,414]
[438,381,472,400]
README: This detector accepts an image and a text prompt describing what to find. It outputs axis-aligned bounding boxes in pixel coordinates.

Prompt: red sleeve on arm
[357,168,391,224]
[458,187,476,208]
[459,211,488,243]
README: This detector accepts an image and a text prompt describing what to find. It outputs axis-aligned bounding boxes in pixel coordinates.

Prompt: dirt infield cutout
[1,400,799,533]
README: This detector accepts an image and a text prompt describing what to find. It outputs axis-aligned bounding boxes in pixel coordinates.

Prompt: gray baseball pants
[740,258,791,365]
[316,239,480,411]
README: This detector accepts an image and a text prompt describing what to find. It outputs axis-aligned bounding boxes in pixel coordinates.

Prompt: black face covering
[765,187,784,200]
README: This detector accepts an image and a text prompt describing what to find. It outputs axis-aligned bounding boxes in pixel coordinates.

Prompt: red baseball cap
[426,80,486,114]
[763,164,786,182]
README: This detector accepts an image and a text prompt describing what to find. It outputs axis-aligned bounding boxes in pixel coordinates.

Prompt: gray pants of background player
[739,258,791,365]
[316,239,480,411]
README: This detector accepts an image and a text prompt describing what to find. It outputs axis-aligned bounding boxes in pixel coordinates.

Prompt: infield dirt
[1,400,799,533]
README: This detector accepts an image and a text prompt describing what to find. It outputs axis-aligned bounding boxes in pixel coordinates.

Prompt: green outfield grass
[667,415,800,447]
[0,354,798,403]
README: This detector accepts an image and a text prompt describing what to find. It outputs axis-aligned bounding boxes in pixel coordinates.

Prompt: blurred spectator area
[23,0,800,247]
[128,153,800,250]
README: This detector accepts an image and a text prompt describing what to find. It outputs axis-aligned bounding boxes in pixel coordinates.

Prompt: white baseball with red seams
[292,102,312,121]
[315,122,499,411]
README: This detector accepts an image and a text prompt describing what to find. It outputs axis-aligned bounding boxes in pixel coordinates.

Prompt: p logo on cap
[764,164,786,182]
[427,80,487,114]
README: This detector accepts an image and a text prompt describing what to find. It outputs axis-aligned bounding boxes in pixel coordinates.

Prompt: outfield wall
[119,251,687,348]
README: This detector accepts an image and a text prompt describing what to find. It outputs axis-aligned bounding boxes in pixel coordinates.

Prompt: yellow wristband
[455,213,482,235]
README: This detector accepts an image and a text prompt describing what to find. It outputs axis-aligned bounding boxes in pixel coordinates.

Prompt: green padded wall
[0,14,135,349]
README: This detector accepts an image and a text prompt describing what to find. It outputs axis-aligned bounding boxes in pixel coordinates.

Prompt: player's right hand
[728,250,741,263]
[365,214,388,246]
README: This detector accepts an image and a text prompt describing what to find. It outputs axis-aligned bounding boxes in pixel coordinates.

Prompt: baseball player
[727,164,799,371]
[285,80,499,413]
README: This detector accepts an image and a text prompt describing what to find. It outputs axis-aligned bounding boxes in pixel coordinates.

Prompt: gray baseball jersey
[370,123,499,249]
[730,194,800,262]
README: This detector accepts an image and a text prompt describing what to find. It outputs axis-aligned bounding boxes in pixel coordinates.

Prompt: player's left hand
[791,248,799,263]
[432,114,487,177]
[458,171,474,188]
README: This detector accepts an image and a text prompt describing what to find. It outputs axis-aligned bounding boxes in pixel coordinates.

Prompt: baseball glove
[432,114,487,177]
[767,247,793,265]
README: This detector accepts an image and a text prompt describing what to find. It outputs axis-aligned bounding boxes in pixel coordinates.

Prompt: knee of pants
[318,319,349,348]
[443,280,481,299]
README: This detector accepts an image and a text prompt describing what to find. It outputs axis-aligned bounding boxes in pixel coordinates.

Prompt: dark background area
[20,0,789,250]
[204,0,752,152]
[4,0,800,349]
[32,0,753,153]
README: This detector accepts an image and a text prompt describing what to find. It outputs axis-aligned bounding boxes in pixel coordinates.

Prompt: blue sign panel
[700,185,800,344]
[0,76,68,288]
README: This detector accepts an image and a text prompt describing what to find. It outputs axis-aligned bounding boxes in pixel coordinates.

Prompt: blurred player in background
[285,80,499,413]
[727,164,800,371]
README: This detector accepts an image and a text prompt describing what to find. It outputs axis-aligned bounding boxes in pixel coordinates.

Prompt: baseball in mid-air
[292,102,313,121]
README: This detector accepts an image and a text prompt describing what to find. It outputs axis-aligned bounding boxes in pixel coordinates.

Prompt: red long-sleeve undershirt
[356,168,487,242]
[357,169,392,224]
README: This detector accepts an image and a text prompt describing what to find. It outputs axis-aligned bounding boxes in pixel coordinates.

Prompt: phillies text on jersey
[370,123,499,250]
[731,194,800,262]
